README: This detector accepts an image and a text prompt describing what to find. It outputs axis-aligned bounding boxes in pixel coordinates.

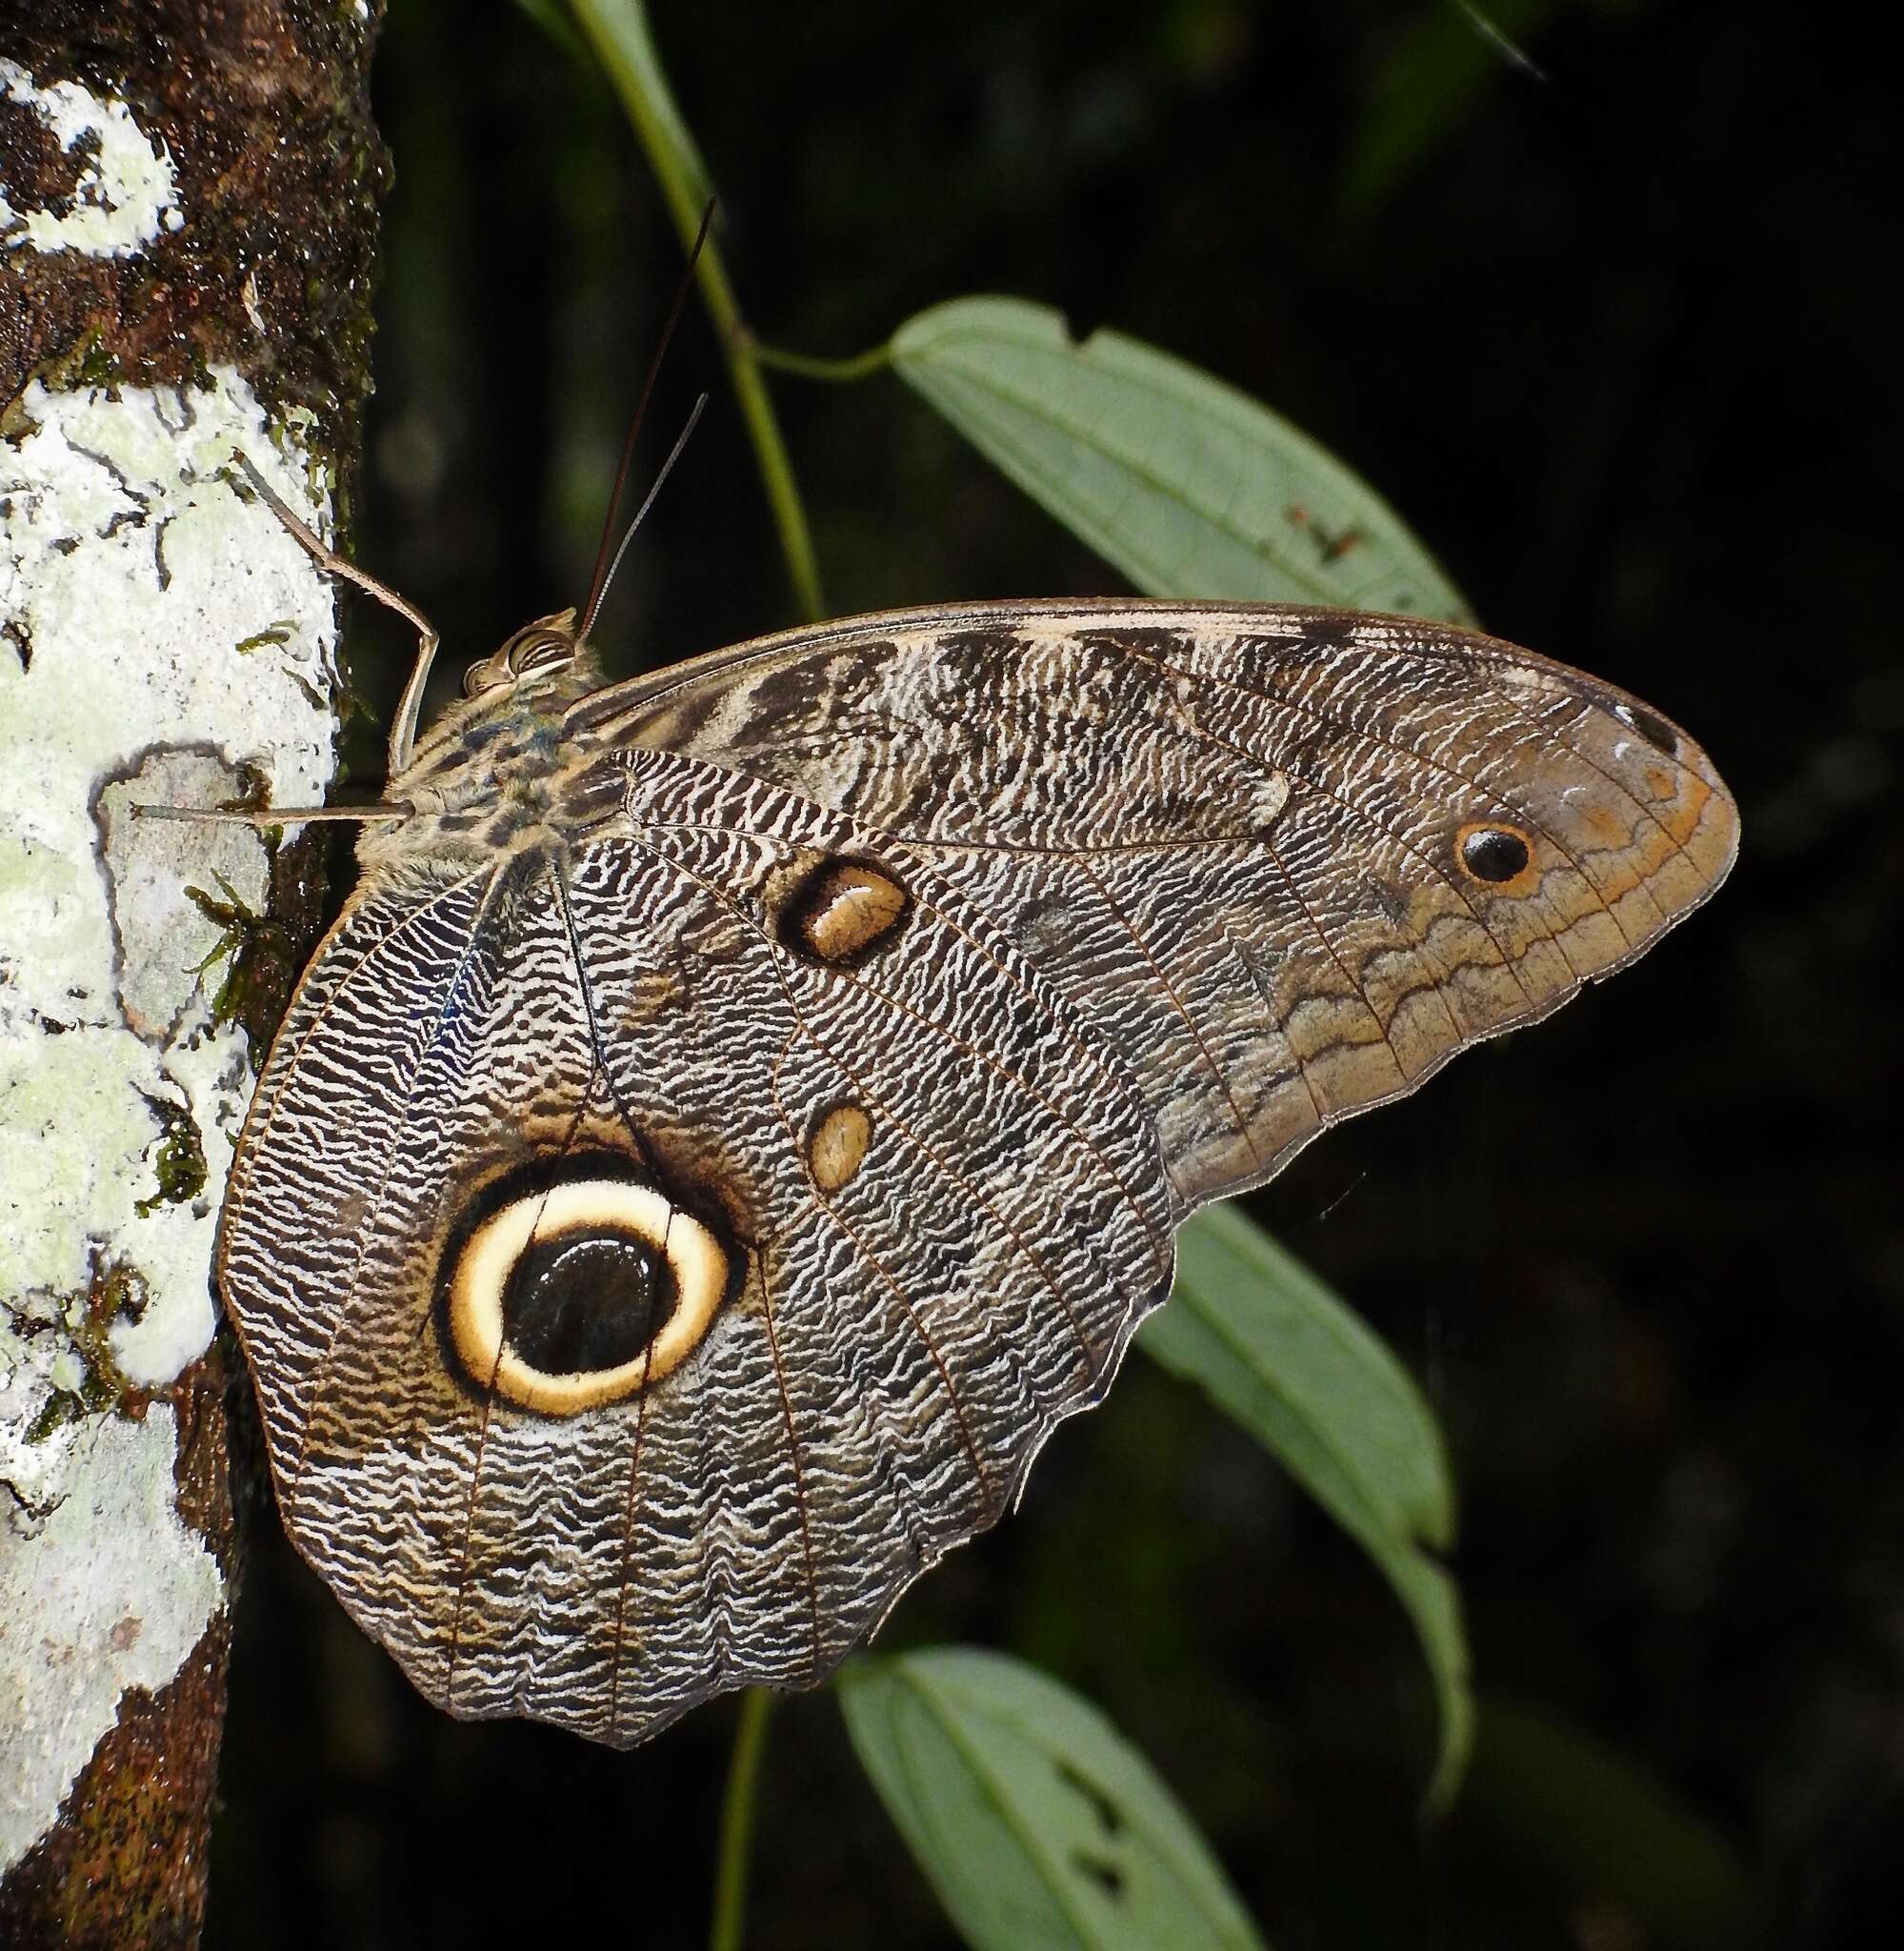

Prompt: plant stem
[709,1687,777,1951]
[745,335,893,384]
[567,0,826,623]
[714,319,828,622]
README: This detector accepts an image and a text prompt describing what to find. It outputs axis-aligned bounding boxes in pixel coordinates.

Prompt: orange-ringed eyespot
[447,1179,727,1415]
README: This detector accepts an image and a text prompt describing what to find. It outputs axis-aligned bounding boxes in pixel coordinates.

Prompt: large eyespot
[780,858,910,965]
[1457,820,1537,892]
[446,1178,727,1415]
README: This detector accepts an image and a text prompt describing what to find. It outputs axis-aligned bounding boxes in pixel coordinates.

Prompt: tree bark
[0,6,383,1942]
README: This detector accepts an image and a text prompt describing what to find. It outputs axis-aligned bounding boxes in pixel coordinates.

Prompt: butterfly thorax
[359,638,607,875]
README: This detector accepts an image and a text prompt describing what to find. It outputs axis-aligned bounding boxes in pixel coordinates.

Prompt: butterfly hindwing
[222,746,1173,1744]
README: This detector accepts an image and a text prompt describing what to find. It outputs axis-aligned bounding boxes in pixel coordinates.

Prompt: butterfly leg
[230,450,441,778]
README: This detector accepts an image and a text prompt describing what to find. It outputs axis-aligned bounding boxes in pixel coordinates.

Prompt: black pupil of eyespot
[501,1232,672,1375]
[1463,827,1531,882]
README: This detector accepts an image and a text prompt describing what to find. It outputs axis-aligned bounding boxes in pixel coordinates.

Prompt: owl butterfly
[211,450,1736,1750]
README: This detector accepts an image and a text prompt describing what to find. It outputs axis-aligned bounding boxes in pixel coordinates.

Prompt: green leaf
[1461,1695,1767,1948]
[1138,1204,1473,1810]
[839,1647,1268,1951]
[890,296,1470,620]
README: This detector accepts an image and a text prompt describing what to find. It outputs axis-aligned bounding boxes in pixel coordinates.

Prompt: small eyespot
[463,657,508,697]
[808,1103,872,1193]
[781,859,909,965]
[1458,823,1533,885]
[1612,700,1679,755]
[446,1177,728,1415]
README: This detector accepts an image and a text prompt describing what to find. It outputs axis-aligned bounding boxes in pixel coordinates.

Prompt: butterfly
[207,451,1737,1749]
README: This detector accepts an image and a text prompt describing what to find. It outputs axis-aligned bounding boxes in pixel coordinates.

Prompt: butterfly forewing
[582,604,1736,1206]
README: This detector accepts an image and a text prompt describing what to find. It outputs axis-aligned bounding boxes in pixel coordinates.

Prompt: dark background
[207,2,1901,1945]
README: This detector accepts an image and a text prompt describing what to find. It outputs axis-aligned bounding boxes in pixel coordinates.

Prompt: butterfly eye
[446,1177,729,1414]
[463,656,508,697]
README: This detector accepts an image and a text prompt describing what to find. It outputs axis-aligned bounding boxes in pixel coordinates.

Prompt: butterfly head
[464,609,585,699]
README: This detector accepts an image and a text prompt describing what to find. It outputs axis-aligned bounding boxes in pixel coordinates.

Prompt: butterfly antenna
[575,197,716,646]
[590,392,709,627]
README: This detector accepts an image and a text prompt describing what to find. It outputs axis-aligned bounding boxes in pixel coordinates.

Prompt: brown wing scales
[222,746,1172,1745]
[591,604,1736,1207]
[221,598,1736,1746]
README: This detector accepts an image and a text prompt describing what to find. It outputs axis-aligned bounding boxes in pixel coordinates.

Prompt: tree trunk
[0,6,383,1942]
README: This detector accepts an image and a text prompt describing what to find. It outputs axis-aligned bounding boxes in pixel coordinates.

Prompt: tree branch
[0,6,385,1941]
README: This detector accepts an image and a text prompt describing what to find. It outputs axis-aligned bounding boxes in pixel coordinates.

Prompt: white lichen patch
[0,370,336,1867]
[0,58,182,258]
[0,369,338,1387]
[0,1406,223,1874]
